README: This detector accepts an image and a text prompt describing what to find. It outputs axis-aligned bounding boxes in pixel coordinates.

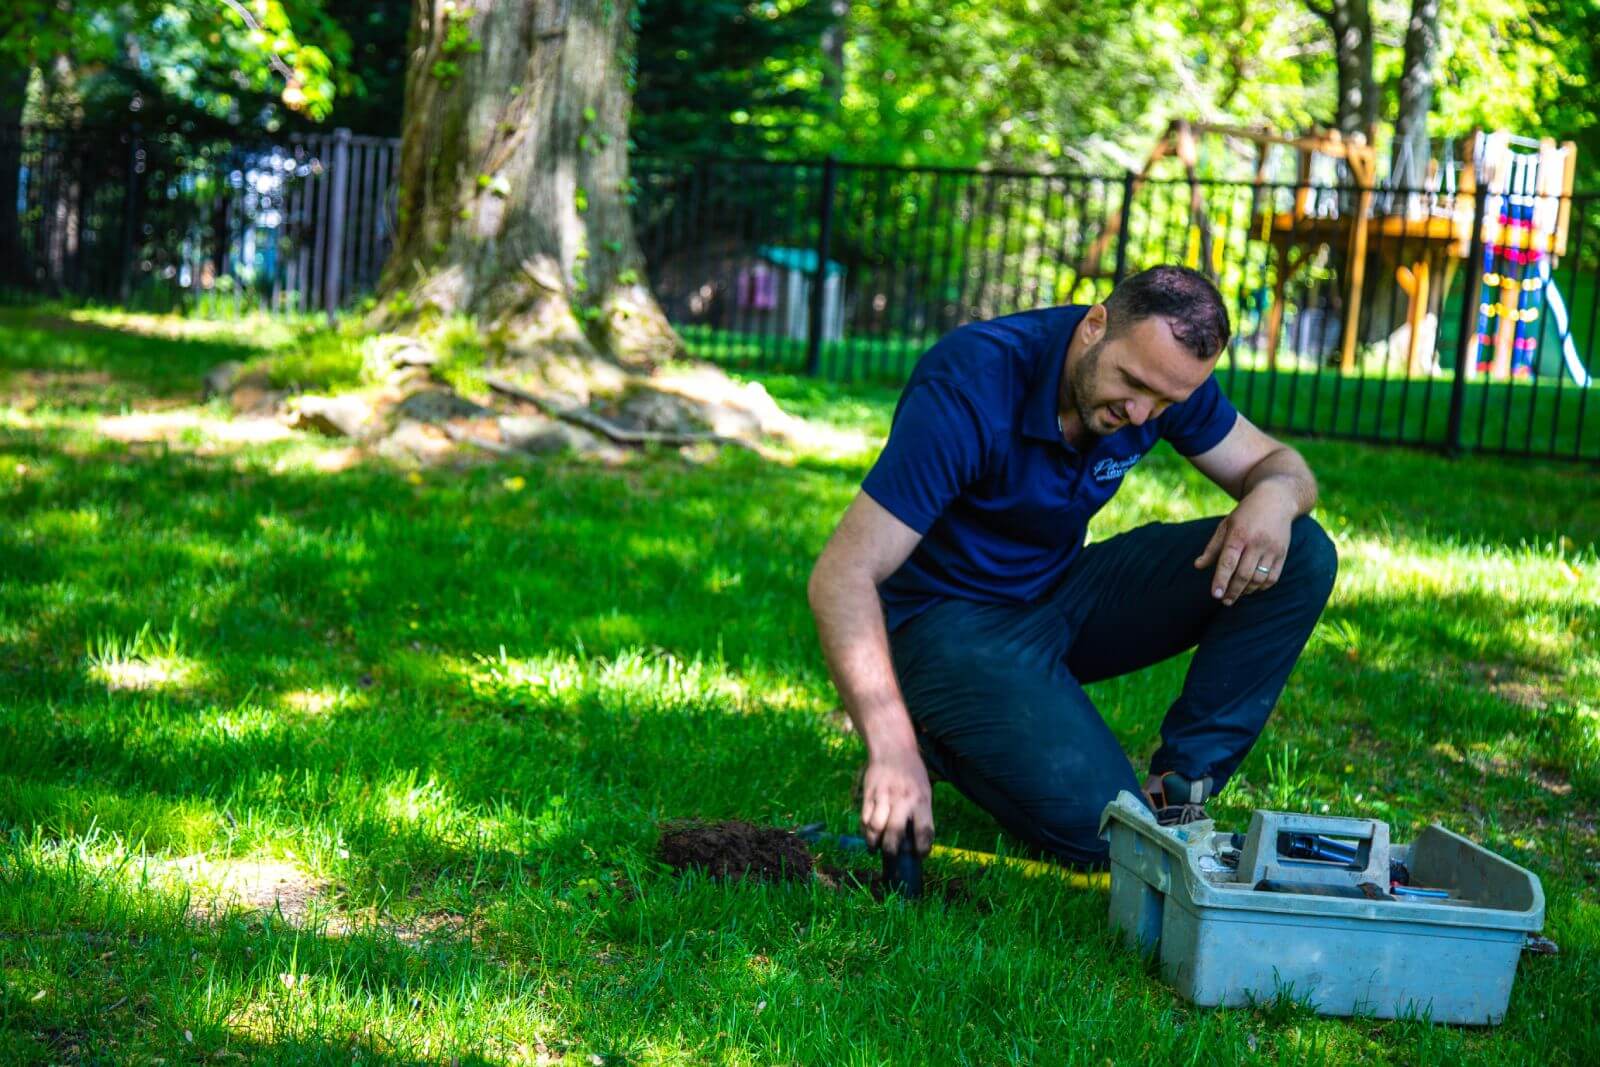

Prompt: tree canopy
[3,0,347,129]
[2,0,1594,186]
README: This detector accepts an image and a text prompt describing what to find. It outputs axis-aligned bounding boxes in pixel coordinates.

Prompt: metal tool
[796,820,924,898]
[1255,878,1393,901]
[1280,832,1361,865]
[881,818,924,899]
[1390,884,1452,900]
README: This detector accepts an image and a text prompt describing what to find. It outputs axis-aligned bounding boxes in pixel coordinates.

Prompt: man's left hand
[1193,483,1298,605]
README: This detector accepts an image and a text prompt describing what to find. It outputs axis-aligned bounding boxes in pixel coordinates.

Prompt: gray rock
[396,388,492,424]
[230,385,288,416]
[499,413,574,453]
[287,394,376,438]
[384,364,435,391]
[203,360,245,398]
[499,413,622,460]
[375,418,454,464]
[370,336,439,369]
[615,388,708,434]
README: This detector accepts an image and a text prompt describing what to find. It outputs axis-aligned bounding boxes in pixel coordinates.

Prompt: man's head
[1063,266,1231,437]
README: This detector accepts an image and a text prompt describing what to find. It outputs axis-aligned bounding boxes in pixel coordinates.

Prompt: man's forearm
[1240,446,1317,516]
[807,563,918,757]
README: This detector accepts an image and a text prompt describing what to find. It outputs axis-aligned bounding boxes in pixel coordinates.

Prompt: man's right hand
[807,491,935,860]
[860,746,934,857]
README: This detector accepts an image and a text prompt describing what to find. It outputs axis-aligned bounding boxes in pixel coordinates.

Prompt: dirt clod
[657,820,813,882]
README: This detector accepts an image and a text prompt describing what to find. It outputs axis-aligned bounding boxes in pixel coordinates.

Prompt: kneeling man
[808,266,1337,865]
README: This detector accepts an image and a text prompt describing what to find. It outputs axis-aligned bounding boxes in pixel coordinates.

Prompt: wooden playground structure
[1087,120,1583,384]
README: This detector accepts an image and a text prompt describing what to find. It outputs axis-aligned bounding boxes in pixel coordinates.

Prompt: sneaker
[1144,771,1214,826]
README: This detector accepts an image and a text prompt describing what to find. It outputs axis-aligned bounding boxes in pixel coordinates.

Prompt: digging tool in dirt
[794,822,1109,898]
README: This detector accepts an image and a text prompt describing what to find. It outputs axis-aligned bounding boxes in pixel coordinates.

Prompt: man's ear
[1083,303,1108,344]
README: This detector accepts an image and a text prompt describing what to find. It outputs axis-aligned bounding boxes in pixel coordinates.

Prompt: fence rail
[3,124,1599,461]
[0,125,397,316]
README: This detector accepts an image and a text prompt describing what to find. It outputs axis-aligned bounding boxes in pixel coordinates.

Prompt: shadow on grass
[0,305,280,406]
[1,856,519,1065]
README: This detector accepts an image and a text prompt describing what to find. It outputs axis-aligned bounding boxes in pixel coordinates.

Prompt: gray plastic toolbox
[1099,791,1545,1024]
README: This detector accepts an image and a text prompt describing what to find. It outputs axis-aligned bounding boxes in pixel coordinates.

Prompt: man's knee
[1284,515,1338,605]
[950,747,1130,869]
[1027,812,1111,868]
[1012,777,1126,868]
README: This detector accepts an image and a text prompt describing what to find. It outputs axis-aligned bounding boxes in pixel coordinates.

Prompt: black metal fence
[0,125,397,316]
[4,124,1599,461]
[636,158,1600,462]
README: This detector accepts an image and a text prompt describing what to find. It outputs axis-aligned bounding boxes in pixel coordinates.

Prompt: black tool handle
[880,818,924,900]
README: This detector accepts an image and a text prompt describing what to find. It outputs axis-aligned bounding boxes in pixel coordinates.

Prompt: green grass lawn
[1,304,1598,1063]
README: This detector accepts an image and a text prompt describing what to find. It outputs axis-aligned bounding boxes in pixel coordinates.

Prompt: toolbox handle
[1262,812,1382,840]
[1239,809,1391,889]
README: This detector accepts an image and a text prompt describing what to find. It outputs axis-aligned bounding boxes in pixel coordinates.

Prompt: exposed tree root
[482,374,759,452]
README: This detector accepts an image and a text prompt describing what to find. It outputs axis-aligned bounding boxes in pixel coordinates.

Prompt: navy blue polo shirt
[862,305,1238,631]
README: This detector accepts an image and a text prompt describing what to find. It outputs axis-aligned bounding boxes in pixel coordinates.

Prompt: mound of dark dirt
[657,820,814,882]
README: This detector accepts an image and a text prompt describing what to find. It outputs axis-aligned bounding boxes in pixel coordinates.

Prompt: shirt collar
[1021,305,1089,444]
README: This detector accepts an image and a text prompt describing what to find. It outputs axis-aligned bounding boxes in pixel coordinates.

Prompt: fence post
[119,125,142,304]
[805,155,838,376]
[1446,181,1488,456]
[323,127,351,320]
[1112,169,1136,287]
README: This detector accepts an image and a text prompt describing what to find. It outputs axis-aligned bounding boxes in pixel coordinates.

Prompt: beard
[1066,339,1112,436]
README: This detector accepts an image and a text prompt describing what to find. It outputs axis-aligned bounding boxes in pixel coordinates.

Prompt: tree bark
[380,0,678,370]
[819,0,849,108]
[1354,0,1441,354]
[1391,0,1440,190]
[0,64,28,285]
[1309,0,1376,138]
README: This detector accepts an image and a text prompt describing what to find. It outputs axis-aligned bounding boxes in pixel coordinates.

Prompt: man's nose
[1127,398,1151,426]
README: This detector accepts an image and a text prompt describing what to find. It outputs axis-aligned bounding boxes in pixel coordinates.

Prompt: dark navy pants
[888,515,1338,866]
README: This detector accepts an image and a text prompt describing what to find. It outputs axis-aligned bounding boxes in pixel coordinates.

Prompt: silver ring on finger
[1254,563,1272,574]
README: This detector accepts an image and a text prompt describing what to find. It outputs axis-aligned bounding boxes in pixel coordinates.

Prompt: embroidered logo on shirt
[1092,453,1143,482]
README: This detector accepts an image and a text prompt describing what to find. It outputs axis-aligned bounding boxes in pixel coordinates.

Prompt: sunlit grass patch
[462,645,758,720]
[280,687,347,716]
[61,306,301,349]
[85,622,201,694]
[0,781,227,854]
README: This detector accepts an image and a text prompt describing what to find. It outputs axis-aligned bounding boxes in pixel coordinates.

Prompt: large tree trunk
[819,0,849,108]
[1310,0,1376,139]
[1308,0,1379,363]
[40,56,83,292]
[1357,0,1441,358]
[0,65,28,288]
[380,0,678,371]
[1391,0,1440,190]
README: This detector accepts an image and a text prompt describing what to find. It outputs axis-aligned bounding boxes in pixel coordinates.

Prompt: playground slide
[1537,260,1594,388]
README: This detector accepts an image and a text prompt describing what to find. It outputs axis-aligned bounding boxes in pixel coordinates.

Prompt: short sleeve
[1159,375,1238,457]
[861,381,991,535]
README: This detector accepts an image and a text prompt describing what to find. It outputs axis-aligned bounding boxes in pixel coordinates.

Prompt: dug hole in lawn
[656,820,973,903]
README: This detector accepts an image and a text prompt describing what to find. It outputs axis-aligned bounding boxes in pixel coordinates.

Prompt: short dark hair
[1102,265,1230,361]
